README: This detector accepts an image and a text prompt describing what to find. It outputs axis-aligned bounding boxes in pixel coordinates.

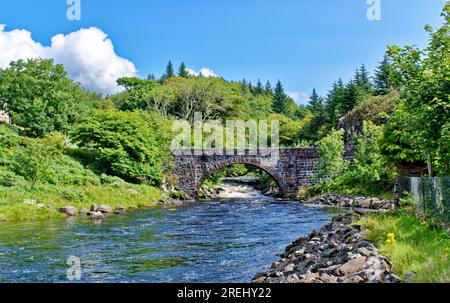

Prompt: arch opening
[197,162,284,199]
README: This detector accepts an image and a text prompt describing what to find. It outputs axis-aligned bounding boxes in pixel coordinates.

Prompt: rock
[114,205,126,215]
[79,208,90,215]
[23,199,38,205]
[36,203,47,208]
[319,273,338,283]
[335,256,367,276]
[59,206,78,216]
[253,213,398,284]
[98,205,113,214]
[252,276,266,283]
[342,275,365,283]
[90,211,105,220]
[358,199,372,208]
[283,263,296,273]
[90,204,99,212]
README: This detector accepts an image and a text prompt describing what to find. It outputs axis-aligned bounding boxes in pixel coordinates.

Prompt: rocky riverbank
[304,194,396,211]
[253,212,400,283]
[24,197,188,222]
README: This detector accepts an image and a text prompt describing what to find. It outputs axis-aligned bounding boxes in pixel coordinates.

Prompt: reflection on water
[0,197,336,283]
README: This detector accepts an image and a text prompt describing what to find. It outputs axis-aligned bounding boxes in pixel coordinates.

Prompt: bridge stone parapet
[172,148,326,198]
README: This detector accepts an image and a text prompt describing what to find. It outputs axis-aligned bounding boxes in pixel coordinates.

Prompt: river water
[0,184,336,283]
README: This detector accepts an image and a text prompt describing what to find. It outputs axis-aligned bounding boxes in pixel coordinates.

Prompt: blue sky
[0,0,446,102]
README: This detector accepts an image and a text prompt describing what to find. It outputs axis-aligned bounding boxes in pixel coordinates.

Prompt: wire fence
[398,177,450,223]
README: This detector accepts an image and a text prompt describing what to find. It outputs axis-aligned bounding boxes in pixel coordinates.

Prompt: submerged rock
[90,211,105,220]
[114,205,126,215]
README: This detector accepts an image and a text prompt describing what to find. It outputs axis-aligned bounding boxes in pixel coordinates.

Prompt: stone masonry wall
[172,148,321,198]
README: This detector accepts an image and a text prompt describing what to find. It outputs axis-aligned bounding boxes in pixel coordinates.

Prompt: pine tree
[160,60,175,82]
[373,55,392,95]
[264,81,273,95]
[325,79,345,126]
[178,62,189,78]
[254,79,264,95]
[147,74,156,80]
[355,64,373,94]
[307,88,323,112]
[240,78,248,93]
[341,80,364,114]
[273,80,288,114]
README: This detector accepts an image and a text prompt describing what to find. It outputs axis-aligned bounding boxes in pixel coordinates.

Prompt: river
[0,182,337,283]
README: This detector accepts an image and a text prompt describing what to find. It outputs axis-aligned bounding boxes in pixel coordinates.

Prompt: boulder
[79,208,90,215]
[90,211,105,220]
[114,205,126,215]
[98,205,113,214]
[59,206,78,216]
[90,204,99,212]
[23,200,38,205]
[335,256,367,276]
[342,275,365,283]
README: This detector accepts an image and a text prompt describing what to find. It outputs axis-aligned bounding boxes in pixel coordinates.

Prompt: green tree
[387,4,450,176]
[324,79,345,127]
[71,111,170,185]
[348,121,396,190]
[355,64,373,94]
[254,79,264,95]
[160,60,175,82]
[316,128,346,181]
[0,59,93,137]
[340,81,364,114]
[178,62,189,78]
[264,81,273,95]
[307,88,323,112]
[272,80,289,114]
[373,54,393,95]
[10,141,58,189]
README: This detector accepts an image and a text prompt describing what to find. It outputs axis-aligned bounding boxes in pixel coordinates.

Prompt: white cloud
[186,67,218,78]
[287,91,310,105]
[0,25,137,95]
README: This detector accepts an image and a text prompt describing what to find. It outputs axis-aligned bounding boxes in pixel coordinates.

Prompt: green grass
[360,211,450,283]
[0,183,165,222]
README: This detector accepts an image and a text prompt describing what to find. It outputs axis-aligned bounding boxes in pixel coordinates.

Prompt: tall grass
[360,211,449,283]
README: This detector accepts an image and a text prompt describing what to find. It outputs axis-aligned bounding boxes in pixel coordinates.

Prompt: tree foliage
[0,59,94,137]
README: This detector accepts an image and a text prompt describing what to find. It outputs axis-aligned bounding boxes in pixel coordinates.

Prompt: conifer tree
[307,88,323,112]
[373,55,393,95]
[254,79,264,95]
[178,62,189,78]
[325,79,345,126]
[264,81,273,94]
[355,64,373,94]
[273,80,288,114]
[341,80,364,114]
[160,61,175,82]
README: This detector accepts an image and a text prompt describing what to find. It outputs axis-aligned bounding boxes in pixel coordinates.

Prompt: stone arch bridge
[172,148,353,198]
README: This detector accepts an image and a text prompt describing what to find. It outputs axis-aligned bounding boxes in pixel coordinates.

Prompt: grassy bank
[360,211,449,283]
[0,184,164,222]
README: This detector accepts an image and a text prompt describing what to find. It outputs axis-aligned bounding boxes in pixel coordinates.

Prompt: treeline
[0,4,448,193]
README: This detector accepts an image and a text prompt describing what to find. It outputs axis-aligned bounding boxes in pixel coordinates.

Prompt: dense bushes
[70,110,172,186]
[311,121,396,197]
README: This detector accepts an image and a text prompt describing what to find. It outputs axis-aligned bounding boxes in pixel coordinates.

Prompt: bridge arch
[196,159,286,196]
[172,148,350,198]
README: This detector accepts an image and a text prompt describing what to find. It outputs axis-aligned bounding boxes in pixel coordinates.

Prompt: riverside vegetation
[0,3,448,283]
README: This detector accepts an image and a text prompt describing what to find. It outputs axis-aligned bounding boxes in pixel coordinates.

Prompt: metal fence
[398,177,450,222]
